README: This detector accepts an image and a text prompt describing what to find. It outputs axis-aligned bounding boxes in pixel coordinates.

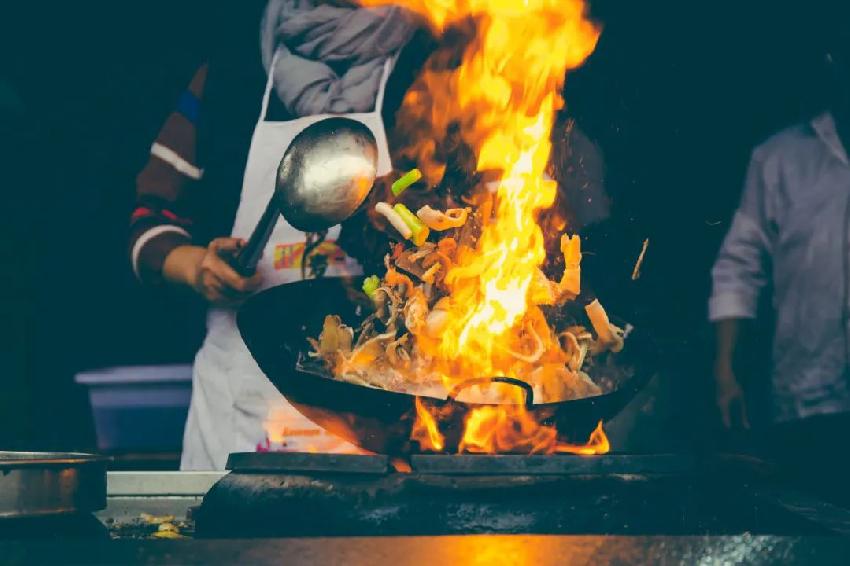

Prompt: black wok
[237,277,657,455]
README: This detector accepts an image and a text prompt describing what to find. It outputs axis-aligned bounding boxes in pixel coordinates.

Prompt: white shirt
[709,112,850,423]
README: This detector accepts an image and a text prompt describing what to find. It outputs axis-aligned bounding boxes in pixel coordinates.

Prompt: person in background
[131,1,609,470]
[130,1,429,470]
[709,28,850,494]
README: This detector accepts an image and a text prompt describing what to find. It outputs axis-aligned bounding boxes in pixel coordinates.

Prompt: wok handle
[448,377,535,408]
[220,196,279,277]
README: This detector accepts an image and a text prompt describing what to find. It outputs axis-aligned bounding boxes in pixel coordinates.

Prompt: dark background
[0,1,841,451]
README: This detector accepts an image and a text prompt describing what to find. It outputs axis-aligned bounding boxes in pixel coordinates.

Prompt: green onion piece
[361,275,381,298]
[391,168,422,197]
[410,225,430,246]
[393,203,429,246]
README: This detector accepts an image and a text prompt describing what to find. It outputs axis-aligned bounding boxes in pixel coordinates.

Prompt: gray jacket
[709,112,850,423]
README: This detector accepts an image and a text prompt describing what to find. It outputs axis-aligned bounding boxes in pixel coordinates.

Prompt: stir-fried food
[308,180,626,405]
[307,0,613,453]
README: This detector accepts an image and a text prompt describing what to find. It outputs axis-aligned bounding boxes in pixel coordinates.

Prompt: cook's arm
[130,64,208,285]
[129,64,260,304]
[709,151,775,428]
[714,319,750,428]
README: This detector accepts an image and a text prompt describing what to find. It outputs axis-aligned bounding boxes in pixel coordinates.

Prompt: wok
[237,277,657,455]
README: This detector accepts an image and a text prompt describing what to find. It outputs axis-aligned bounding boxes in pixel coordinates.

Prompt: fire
[412,397,446,451]
[413,396,609,455]
[555,421,610,455]
[361,0,607,454]
[460,404,558,454]
[261,403,372,454]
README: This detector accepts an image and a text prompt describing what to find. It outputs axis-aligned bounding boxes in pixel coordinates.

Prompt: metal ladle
[227,117,379,276]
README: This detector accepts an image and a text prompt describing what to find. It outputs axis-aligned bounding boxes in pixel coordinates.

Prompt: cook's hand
[714,364,750,430]
[163,238,262,307]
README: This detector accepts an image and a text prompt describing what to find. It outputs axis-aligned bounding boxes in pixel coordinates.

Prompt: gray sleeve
[708,151,775,321]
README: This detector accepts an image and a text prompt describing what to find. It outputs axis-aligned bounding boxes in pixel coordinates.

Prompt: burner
[225,452,696,476]
[226,452,391,474]
[195,452,836,538]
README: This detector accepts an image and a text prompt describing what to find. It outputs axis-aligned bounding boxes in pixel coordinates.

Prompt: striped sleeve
[130,63,208,284]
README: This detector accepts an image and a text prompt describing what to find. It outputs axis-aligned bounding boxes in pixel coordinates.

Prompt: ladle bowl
[277,117,379,232]
[229,117,379,276]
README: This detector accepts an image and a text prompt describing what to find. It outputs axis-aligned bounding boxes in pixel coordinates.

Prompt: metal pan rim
[0,451,109,468]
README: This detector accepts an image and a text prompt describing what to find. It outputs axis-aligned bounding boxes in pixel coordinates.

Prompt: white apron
[181,54,395,470]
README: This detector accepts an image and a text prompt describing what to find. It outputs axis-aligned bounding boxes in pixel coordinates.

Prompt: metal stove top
[193,452,850,538]
[225,452,697,476]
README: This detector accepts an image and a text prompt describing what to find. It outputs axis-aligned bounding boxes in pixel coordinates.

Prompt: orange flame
[554,421,610,455]
[261,403,372,454]
[412,397,446,451]
[412,395,610,455]
[460,404,558,454]
[360,0,605,453]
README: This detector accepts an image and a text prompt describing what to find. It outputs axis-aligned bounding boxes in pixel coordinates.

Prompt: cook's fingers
[205,270,250,300]
[719,401,732,429]
[207,289,227,305]
[210,237,246,253]
[217,280,253,300]
[201,272,229,298]
[209,254,256,293]
[202,278,227,304]
[204,275,244,306]
[245,271,263,291]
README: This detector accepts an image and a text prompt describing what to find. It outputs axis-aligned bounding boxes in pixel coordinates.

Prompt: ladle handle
[221,197,279,277]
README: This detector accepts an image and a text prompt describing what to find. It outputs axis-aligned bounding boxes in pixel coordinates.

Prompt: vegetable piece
[375,202,412,239]
[437,237,457,257]
[393,203,430,246]
[584,299,624,352]
[410,226,430,246]
[391,168,422,196]
[413,229,430,246]
[559,234,581,297]
[631,238,649,280]
[416,205,471,231]
[585,299,612,343]
[362,275,381,298]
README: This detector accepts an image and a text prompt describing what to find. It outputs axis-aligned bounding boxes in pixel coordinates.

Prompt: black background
[0,1,843,451]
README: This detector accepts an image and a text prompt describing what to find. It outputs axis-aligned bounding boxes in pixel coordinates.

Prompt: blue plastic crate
[75,365,192,453]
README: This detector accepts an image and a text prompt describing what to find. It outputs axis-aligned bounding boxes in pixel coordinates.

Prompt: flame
[463,412,609,455]
[263,405,293,444]
[261,403,373,454]
[414,397,609,455]
[413,395,609,455]
[554,421,610,455]
[391,458,414,473]
[412,397,446,451]
[460,404,558,454]
[359,0,606,454]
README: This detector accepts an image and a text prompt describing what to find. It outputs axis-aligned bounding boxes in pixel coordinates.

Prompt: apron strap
[374,54,398,114]
[258,49,281,123]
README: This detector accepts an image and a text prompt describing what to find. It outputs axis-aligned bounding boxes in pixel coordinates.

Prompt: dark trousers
[760,412,850,507]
